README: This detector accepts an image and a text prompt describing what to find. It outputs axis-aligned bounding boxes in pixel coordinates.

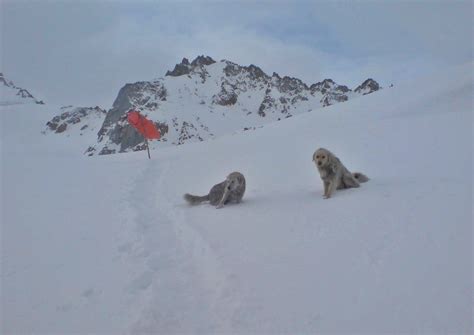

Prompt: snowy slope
[1,62,472,334]
[42,105,107,155]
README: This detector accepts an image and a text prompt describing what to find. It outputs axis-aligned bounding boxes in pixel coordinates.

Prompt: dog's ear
[312,151,317,162]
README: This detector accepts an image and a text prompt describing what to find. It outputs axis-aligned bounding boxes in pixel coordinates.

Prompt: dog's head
[225,172,245,191]
[312,148,331,168]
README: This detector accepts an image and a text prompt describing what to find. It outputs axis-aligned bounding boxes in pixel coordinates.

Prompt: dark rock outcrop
[45,106,106,134]
[98,81,167,146]
[166,55,216,77]
[212,86,238,106]
[165,58,191,77]
[354,79,380,95]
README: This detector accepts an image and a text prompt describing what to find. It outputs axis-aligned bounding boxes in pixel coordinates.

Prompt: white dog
[313,148,369,198]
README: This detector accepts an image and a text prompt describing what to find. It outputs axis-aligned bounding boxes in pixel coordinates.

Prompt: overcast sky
[2,0,472,108]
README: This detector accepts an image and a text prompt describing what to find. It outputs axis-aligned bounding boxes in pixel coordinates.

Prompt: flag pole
[145,137,151,159]
[139,113,151,159]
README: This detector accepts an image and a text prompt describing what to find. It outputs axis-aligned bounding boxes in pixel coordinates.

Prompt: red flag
[127,110,161,140]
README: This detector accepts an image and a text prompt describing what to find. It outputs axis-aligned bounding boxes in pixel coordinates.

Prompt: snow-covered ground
[1,62,472,333]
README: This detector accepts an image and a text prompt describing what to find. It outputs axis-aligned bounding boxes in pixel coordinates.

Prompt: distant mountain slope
[0,73,44,105]
[87,56,380,155]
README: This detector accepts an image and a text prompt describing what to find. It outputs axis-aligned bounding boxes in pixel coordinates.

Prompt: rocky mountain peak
[245,64,267,80]
[354,78,380,95]
[309,79,351,95]
[166,55,216,77]
[310,79,334,93]
[84,56,382,156]
[322,78,335,85]
[190,55,216,67]
[278,76,308,93]
[221,61,270,82]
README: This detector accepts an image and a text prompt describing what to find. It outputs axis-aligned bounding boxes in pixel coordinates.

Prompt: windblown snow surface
[1,63,473,334]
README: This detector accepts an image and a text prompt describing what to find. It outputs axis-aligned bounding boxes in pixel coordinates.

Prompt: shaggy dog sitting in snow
[184,172,246,209]
[312,148,369,199]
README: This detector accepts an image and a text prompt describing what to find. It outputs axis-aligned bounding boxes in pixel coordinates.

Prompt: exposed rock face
[309,79,355,106]
[354,79,380,95]
[177,121,203,144]
[321,92,348,107]
[166,55,216,77]
[278,76,308,94]
[45,106,107,134]
[190,55,216,67]
[258,95,275,117]
[109,82,166,122]
[96,80,167,154]
[212,86,238,106]
[88,55,381,156]
[165,58,192,77]
[55,123,68,133]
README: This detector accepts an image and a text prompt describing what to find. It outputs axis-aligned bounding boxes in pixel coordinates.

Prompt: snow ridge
[0,73,44,105]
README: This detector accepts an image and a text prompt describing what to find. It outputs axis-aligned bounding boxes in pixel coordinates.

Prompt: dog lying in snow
[184,172,246,209]
[312,148,369,199]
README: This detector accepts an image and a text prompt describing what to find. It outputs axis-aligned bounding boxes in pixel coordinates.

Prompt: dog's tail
[352,172,369,183]
[184,193,210,205]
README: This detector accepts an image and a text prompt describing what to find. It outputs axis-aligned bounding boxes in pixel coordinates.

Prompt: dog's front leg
[323,180,329,198]
[324,176,339,199]
[216,187,230,209]
[324,181,335,198]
